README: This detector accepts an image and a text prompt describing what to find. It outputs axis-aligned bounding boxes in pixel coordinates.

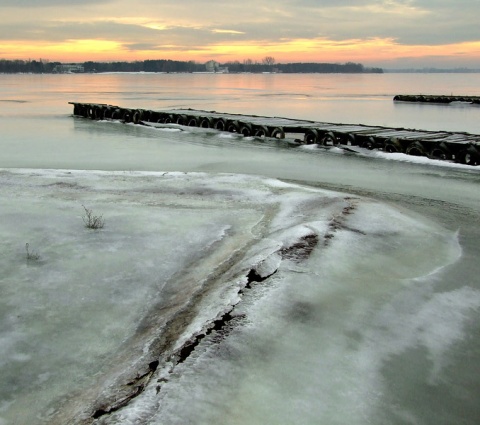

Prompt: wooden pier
[69,102,480,166]
[394,94,480,105]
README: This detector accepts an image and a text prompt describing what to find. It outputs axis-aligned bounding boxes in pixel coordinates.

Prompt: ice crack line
[324,198,363,245]
[91,198,361,422]
[92,360,160,419]
[151,232,320,400]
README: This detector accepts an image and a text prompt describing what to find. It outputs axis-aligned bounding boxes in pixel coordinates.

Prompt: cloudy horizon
[0,0,479,69]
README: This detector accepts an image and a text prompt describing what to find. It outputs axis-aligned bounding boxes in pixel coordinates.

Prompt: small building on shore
[205,60,228,73]
[53,64,85,74]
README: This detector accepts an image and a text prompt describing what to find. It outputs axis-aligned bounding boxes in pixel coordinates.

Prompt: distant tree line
[225,60,382,73]
[0,58,383,74]
[0,59,60,73]
[83,60,204,73]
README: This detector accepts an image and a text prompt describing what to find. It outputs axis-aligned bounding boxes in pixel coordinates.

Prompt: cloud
[0,0,115,6]
[0,20,157,42]
[212,29,246,35]
[0,17,317,47]
[0,0,478,67]
[1,0,478,46]
[124,42,161,51]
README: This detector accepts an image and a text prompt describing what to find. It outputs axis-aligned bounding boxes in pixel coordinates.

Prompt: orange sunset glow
[2,37,479,68]
[0,1,479,69]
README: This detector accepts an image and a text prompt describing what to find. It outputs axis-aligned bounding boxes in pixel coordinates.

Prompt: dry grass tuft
[82,205,105,229]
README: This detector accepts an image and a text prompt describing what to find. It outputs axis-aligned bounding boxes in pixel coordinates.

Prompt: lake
[0,72,479,425]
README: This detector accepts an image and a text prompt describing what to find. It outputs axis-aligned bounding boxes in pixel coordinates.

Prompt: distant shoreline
[0,59,383,74]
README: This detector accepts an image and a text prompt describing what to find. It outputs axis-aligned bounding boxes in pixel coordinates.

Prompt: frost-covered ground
[0,168,470,425]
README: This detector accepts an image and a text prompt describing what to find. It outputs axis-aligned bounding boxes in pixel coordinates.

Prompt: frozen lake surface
[0,168,471,425]
[1,73,480,424]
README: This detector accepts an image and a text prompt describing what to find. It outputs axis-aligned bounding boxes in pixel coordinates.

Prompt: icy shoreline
[0,168,352,423]
[0,168,464,425]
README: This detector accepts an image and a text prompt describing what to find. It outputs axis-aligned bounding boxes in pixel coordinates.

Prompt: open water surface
[0,73,479,425]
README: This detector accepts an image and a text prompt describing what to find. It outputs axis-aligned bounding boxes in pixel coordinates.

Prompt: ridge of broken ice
[0,168,466,425]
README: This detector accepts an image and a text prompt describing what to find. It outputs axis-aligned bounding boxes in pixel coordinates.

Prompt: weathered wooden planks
[69,102,480,165]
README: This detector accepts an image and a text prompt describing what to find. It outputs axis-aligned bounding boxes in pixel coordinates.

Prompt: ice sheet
[80,174,464,425]
[0,168,373,424]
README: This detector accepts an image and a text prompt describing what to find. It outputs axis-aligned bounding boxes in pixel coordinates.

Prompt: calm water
[2,72,480,132]
[1,73,480,425]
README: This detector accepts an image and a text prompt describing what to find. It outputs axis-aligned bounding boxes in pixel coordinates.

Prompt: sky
[0,0,479,69]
